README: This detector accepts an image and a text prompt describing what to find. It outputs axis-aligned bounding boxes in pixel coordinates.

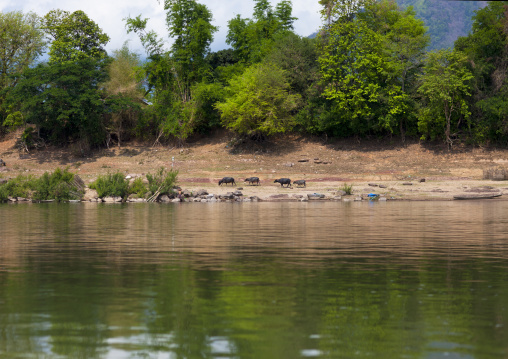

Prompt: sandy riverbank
[2,131,508,201]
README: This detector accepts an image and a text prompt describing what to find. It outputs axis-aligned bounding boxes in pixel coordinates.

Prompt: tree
[43,10,109,63]
[0,11,46,131]
[125,0,218,143]
[7,10,111,148]
[215,62,300,139]
[226,0,297,63]
[102,43,145,147]
[317,0,429,139]
[418,49,473,149]
[454,1,508,144]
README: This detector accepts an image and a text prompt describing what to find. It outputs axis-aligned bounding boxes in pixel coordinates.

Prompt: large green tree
[125,0,218,143]
[7,10,111,148]
[215,62,300,139]
[42,10,110,63]
[0,11,46,131]
[226,0,297,63]
[455,1,508,144]
[317,0,428,139]
[417,49,473,149]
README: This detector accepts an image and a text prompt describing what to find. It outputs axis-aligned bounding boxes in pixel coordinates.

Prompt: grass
[89,172,130,199]
[340,183,354,195]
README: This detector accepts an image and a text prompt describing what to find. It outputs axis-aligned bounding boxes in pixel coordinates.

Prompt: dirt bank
[2,131,508,201]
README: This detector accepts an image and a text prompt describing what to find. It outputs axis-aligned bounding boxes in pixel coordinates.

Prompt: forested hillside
[1,0,507,152]
[397,0,487,50]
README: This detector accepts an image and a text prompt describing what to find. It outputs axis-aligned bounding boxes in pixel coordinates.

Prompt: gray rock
[159,195,171,202]
[337,190,347,196]
[331,196,342,201]
[195,189,208,196]
[379,197,387,201]
[250,196,260,202]
[368,183,379,187]
[103,196,122,203]
[354,196,363,201]
[182,189,192,198]
[379,185,387,189]
[342,198,352,202]
[402,182,413,186]
[201,199,208,203]
[233,191,243,197]
[300,197,309,202]
[172,198,181,203]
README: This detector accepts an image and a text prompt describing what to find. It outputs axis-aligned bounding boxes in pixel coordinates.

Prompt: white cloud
[0,0,322,55]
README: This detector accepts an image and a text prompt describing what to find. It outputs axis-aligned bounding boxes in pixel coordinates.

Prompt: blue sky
[0,0,322,55]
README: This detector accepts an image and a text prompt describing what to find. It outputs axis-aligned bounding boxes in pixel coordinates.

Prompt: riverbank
[2,131,508,201]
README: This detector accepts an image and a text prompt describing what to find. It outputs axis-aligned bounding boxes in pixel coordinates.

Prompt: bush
[340,183,354,195]
[90,172,130,198]
[32,167,82,201]
[1,174,36,198]
[0,184,8,202]
[129,177,148,198]
[146,167,178,197]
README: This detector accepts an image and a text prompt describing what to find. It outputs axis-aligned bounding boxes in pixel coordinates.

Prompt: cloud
[0,0,322,55]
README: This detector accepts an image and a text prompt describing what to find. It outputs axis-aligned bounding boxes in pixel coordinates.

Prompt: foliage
[418,49,473,148]
[146,167,179,196]
[0,174,36,198]
[317,0,429,139]
[42,9,110,63]
[216,62,301,139]
[102,43,144,147]
[226,0,297,64]
[89,172,130,199]
[32,167,82,201]
[340,183,354,195]
[7,57,110,147]
[125,0,218,143]
[454,1,508,144]
[0,11,46,124]
[129,177,148,198]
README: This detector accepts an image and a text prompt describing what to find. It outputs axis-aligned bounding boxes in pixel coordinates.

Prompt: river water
[1,201,508,358]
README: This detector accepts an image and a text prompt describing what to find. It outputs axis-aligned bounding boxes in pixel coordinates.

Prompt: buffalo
[0,159,5,167]
[244,177,260,186]
[274,178,291,187]
[219,177,236,186]
[293,179,306,188]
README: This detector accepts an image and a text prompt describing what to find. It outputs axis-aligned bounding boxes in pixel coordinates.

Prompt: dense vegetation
[1,0,508,150]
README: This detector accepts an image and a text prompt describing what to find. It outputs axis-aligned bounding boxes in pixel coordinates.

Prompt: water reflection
[0,201,508,358]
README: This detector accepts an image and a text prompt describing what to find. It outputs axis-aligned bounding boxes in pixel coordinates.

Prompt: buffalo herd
[219,176,306,188]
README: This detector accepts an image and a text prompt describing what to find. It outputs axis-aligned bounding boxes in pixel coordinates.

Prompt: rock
[298,159,309,162]
[129,198,146,203]
[337,190,347,196]
[233,191,243,197]
[243,198,252,202]
[195,189,208,196]
[8,197,17,202]
[269,194,289,199]
[83,188,98,201]
[158,195,170,202]
[172,198,181,203]
[307,193,325,200]
[368,183,379,187]
[292,194,303,199]
[17,197,29,202]
[331,196,342,201]
[419,178,426,183]
[379,197,387,201]
[354,196,363,201]
[250,196,260,202]
[402,182,413,186]
[103,196,122,203]
[342,198,352,202]
[182,189,192,198]
[285,162,294,167]
[300,197,309,202]
[379,185,387,189]
[237,187,243,190]
[221,193,235,199]
[209,198,218,202]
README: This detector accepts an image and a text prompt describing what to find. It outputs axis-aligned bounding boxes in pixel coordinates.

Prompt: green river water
[0,201,507,358]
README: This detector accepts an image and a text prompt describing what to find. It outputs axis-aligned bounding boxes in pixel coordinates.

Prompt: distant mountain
[396,0,487,50]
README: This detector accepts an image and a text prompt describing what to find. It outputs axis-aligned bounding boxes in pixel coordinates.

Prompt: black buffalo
[274,178,291,187]
[219,177,236,186]
[0,159,5,167]
[244,177,260,185]
[293,180,306,188]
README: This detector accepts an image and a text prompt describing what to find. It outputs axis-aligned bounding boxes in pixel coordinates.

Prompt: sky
[0,0,323,56]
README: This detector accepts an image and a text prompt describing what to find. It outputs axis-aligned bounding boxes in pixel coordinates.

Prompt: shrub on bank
[89,172,130,199]
[32,167,83,202]
[146,167,179,196]
[1,174,36,199]
[129,177,148,198]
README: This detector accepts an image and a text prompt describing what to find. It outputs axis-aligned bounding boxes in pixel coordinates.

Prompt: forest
[0,0,507,151]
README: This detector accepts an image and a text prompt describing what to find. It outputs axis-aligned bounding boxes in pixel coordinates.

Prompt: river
[1,201,507,358]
